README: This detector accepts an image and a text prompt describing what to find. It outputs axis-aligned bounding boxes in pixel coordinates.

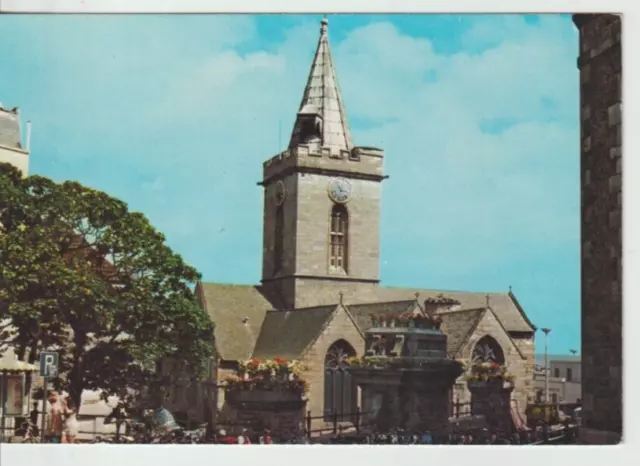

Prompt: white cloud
[4,15,579,288]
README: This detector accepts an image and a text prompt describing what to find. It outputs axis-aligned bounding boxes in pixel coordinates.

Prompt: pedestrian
[421,430,433,444]
[44,391,64,443]
[260,429,273,445]
[238,428,252,444]
[62,397,80,444]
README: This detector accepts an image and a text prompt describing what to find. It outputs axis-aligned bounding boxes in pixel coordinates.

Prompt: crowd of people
[21,397,576,445]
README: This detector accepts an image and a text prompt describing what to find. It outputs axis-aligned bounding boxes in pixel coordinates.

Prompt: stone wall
[573,13,622,439]
[456,311,530,419]
[0,145,29,177]
[299,304,365,431]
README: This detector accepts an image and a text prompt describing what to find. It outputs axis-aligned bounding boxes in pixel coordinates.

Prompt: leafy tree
[0,163,214,408]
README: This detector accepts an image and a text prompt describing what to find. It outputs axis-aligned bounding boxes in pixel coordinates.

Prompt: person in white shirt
[62,397,80,444]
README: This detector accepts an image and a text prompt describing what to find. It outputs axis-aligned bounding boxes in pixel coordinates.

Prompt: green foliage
[0,163,214,407]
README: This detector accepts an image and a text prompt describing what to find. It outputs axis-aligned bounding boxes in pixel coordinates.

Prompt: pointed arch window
[329,204,348,272]
[324,340,357,421]
[472,336,505,365]
[274,204,284,273]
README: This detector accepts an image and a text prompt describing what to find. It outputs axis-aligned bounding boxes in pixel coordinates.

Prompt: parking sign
[39,351,59,377]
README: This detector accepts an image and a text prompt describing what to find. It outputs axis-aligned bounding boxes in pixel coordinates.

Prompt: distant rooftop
[535,353,581,365]
[0,104,22,149]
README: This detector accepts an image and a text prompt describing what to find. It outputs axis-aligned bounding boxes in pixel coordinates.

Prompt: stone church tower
[261,19,385,310]
[194,18,537,430]
[0,104,30,176]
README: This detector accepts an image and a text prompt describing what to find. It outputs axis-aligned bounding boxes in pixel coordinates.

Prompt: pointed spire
[289,18,353,151]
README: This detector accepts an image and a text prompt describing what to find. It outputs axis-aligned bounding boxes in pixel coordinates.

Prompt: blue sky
[0,14,580,354]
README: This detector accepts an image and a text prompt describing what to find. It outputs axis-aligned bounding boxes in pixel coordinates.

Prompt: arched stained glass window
[472,335,505,364]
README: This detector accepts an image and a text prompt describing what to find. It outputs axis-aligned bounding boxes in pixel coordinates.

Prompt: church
[195,19,537,429]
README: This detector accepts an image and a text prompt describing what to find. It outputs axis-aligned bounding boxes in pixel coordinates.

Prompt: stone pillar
[415,384,452,433]
[467,380,515,432]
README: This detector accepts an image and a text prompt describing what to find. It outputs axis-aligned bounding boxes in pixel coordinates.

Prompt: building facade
[193,19,537,432]
[572,14,622,444]
[532,355,581,405]
[0,104,29,176]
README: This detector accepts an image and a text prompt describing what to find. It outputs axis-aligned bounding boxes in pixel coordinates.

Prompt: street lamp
[541,328,552,403]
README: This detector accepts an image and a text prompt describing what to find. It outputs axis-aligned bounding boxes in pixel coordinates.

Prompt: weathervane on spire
[321,15,328,34]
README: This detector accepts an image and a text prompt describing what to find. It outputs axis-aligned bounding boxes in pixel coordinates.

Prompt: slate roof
[370,287,535,334]
[197,283,276,361]
[289,18,353,151]
[346,300,418,332]
[439,308,487,357]
[252,305,337,360]
[199,282,535,362]
[0,106,22,149]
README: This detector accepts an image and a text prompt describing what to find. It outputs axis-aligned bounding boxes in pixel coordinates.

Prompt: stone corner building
[572,14,622,444]
[193,19,537,430]
[0,104,30,177]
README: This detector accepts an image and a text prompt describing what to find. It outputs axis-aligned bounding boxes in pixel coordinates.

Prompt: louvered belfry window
[274,204,284,273]
[329,204,348,271]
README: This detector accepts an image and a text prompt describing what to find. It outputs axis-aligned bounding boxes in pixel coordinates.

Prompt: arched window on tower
[329,204,349,272]
[274,204,284,273]
[324,339,357,421]
[472,335,505,365]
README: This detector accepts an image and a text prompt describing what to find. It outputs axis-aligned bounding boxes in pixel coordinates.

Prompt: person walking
[62,397,80,444]
[44,391,64,443]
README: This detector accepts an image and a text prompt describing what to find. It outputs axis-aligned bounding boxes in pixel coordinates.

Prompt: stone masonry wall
[299,305,365,432]
[294,172,381,282]
[573,14,622,437]
[457,311,530,420]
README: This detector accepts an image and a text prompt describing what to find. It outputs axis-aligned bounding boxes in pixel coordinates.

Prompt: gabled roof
[0,106,22,149]
[252,305,338,360]
[371,287,534,333]
[197,282,276,361]
[197,282,535,362]
[345,300,419,331]
[288,18,353,151]
[438,308,487,358]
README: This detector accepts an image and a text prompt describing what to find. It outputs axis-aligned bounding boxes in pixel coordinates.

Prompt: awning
[0,349,38,373]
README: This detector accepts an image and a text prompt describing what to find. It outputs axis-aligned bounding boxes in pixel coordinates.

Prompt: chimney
[26,120,32,152]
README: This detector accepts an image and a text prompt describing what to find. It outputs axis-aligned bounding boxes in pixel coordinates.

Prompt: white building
[0,104,30,177]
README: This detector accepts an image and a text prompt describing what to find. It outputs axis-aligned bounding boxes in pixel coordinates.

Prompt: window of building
[536,390,543,403]
[274,204,284,273]
[324,339,357,422]
[472,336,505,365]
[566,367,573,382]
[551,393,558,404]
[554,368,560,378]
[329,204,349,272]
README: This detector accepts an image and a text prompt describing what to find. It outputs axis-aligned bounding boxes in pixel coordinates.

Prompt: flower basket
[370,312,443,330]
[225,358,309,394]
[464,362,515,384]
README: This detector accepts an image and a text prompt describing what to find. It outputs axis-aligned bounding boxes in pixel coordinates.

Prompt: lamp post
[541,328,552,403]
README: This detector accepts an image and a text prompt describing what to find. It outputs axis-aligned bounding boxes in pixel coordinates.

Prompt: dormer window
[293,104,323,146]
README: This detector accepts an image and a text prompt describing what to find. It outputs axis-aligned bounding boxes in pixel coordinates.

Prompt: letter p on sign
[39,351,59,377]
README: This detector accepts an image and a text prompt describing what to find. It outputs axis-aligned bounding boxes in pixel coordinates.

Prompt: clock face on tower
[275,180,286,206]
[328,177,351,204]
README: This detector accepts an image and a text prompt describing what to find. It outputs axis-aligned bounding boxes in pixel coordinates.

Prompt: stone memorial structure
[346,310,463,433]
[219,358,308,434]
[466,363,516,432]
